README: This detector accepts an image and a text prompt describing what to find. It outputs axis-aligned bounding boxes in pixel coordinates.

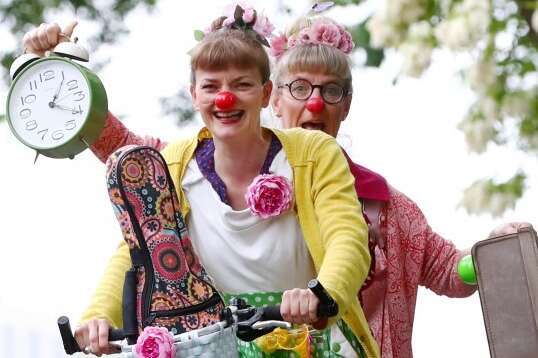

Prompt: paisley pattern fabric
[358,187,477,358]
[106,145,224,335]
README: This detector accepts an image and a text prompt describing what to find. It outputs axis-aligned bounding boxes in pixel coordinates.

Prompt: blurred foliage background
[1,0,536,216]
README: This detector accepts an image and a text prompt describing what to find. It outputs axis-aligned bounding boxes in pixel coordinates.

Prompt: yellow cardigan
[81,127,379,357]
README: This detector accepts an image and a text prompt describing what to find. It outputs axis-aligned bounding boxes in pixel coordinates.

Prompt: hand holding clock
[23,21,78,57]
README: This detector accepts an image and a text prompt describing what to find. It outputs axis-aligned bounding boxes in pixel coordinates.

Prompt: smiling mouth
[301,122,325,131]
[213,110,244,121]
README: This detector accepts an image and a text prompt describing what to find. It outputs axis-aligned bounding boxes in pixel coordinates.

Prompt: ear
[261,80,273,108]
[342,93,352,122]
[189,84,199,111]
[270,88,283,117]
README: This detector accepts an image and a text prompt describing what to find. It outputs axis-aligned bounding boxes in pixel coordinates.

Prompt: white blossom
[489,192,517,217]
[367,11,405,48]
[386,0,426,25]
[468,57,497,94]
[435,0,491,50]
[458,107,497,153]
[399,21,434,77]
[479,96,500,121]
[400,42,433,77]
[501,90,532,119]
[461,180,490,214]
[461,180,517,217]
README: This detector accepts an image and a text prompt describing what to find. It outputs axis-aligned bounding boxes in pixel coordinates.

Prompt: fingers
[61,20,78,41]
[22,21,77,56]
[75,319,113,356]
[489,222,532,237]
[281,288,319,324]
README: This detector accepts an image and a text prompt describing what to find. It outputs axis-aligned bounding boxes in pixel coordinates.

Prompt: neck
[213,127,271,182]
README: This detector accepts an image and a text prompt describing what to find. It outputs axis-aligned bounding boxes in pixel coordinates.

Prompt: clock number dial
[25,120,38,131]
[19,108,32,119]
[51,130,65,141]
[9,59,93,148]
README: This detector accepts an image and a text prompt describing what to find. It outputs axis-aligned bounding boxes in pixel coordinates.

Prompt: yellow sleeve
[79,242,131,328]
[311,136,370,317]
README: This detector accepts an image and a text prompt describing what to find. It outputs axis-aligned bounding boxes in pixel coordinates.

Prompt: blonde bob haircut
[190,20,271,85]
[273,16,352,92]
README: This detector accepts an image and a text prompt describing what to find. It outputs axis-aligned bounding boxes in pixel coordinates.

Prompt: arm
[312,136,371,315]
[74,242,131,355]
[90,112,168,163]
[79,242,131,327]
[391,191,478,296]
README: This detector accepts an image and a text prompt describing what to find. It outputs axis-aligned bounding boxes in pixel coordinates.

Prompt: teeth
[214,110,242,119]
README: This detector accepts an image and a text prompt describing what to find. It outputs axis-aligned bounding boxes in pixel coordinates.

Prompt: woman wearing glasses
[269,15,483,358]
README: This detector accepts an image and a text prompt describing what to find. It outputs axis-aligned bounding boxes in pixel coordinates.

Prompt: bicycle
[58,278,338,357]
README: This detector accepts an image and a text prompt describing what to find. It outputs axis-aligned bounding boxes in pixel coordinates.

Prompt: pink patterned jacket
[91,113,477,358]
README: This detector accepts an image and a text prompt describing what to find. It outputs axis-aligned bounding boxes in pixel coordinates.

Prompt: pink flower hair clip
[245,174,293,219]
[270,18,355,59]
[134,326,175,358]
[194,2,275,47]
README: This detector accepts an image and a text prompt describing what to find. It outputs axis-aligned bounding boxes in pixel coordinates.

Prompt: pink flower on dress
[310,21,341,48]
[270,33,288,58]
[134,326,175,358]
[245,174,293,219]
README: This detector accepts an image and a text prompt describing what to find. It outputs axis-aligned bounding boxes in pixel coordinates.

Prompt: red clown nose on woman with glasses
[21,1,529,357]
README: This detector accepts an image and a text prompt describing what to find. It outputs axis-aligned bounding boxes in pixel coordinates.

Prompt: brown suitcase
[472,226,538,358]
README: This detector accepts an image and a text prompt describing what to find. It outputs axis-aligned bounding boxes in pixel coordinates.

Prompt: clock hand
[49,103,81,114]
[51,72,65,104]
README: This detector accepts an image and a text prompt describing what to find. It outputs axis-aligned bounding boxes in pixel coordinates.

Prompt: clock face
[7,58,91,149]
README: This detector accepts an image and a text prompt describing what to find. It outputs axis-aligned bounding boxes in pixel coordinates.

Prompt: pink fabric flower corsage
[134,326,175,358]
[245,174,293,219]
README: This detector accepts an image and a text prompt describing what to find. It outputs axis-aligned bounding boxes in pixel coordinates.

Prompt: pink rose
[287,34,298,48]
[298,28,312,44]
[134,326,175,358]
[252,13,275,38]
[245,174,293,219]
[310,21,341,48]
[270,33,288,58]
[242,8,255,24]
[337,26,355,54]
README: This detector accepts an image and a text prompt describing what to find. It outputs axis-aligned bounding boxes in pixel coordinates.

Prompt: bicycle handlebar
[57,316,125,354]
[58,278,338,354]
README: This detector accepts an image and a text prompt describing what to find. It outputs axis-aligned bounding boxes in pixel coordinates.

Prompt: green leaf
[0,113,5,122]
[349,21,370,48]
[193,29,205,41]
[365,47,385,67]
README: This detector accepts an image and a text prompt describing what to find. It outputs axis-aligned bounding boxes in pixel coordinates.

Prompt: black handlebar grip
[261,305,283,321]
[109,328,126,342]
[308,279,338,321]
[58,316,81,354]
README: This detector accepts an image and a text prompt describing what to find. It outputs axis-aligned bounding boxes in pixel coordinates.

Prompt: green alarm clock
[6,42,107,159]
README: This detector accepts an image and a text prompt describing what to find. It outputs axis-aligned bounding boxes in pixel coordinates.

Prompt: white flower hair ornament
[194,2,275,47]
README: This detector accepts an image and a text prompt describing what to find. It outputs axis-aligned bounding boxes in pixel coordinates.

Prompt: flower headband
[194,2,275,47]
[269,17,355,59]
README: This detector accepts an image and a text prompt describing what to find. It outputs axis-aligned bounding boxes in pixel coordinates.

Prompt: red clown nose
[215,91,237,110]
[305,97,325,113]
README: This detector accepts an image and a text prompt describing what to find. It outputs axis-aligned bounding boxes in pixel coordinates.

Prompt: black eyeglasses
[278,79,349,104]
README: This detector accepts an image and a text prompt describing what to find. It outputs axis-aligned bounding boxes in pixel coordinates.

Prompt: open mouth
[213,110,244,121]
[301,121,325,131]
